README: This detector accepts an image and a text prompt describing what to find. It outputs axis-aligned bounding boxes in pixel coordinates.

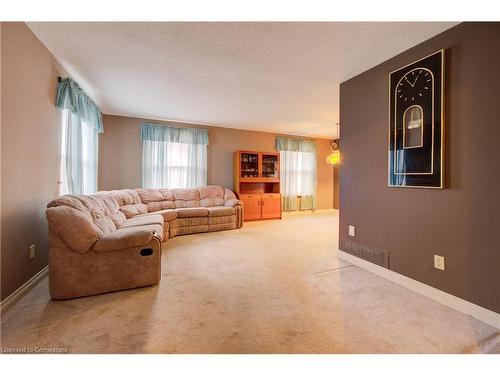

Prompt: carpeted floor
[1,211,498,353]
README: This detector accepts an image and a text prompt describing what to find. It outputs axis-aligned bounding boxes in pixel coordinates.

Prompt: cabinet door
[261,194,281,219]
[240,152,259,178]
[261,153,279,179]
[239,194,262,221]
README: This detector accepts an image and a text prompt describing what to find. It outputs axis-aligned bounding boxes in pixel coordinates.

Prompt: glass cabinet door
[240,152,259,178]
[262,154,278,178]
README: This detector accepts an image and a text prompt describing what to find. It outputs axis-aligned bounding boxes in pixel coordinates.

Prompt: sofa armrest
[224,199,242,207]
[92,226,160,252]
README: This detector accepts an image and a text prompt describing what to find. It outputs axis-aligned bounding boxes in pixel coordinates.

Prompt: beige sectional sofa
[46,186,243,299]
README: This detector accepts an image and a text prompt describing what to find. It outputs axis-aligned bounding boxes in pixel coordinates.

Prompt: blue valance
[56,78,103,133]
[141,124,209,145]
[275,136,317,153]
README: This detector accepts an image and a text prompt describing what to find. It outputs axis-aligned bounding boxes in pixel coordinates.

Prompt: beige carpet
[1,211,498,353]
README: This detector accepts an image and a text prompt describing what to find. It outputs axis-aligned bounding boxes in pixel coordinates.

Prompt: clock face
[388,50,444,189]
[397,68,433,103]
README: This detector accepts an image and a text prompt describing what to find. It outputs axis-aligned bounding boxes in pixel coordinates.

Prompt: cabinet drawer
[261,193,281,199]
[239,193,260,200]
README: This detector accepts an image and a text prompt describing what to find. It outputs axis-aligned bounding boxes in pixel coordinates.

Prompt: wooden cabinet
[234,151,281,221]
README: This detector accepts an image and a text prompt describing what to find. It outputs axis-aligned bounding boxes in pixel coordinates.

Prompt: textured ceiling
[28,22,457,138]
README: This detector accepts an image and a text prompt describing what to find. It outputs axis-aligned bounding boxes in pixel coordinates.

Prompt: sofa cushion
[200,197,225,207]
[110,189,142,206]
[138,209,178,222]
[46,206,102,253]
[135,188,173,203]
[93,216,117,235]
[77,193,125,231]
[92,224,163,252]
[134,188,175,213]
[145,201,175,212]
[119,214,164,228]
[199,185,225,207]
[207,206,236,217]
[120,203,148,218]
[175,207,208,218]
[171,188,200,208]
[135,188,175,211]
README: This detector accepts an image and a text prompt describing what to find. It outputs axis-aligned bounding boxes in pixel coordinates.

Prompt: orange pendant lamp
[326,123,341,165]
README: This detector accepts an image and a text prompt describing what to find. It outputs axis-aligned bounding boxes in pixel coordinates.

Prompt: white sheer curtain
[276,136,318,211]
[59,109,98,195]
[280,150,317,210]
[56,77,102,195]
[142,140,207,188]
[141,124,208,189]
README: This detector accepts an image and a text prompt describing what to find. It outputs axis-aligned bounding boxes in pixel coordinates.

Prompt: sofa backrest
[223,188,237,201]
[133,186,237,211]
[47,186,237,231]
[170,188,200,208]
[109,189,148,219]
[109,189,141,206]
[198,185,225,207]
[135,188,175,212]
[46,193,123,253]
[84,193,127,231]
[47,193,126,235]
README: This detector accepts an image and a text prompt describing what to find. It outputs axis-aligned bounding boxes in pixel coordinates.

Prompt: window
[56,77,102,195]
[275,137,318,211]
[59,109,99,195]
[141,124,208,189]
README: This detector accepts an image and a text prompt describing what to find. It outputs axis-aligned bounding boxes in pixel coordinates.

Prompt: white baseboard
[0,266,48,314]
[337,250,500,330]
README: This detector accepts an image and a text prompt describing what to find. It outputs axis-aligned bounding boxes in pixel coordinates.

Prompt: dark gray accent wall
[339,23,500,314]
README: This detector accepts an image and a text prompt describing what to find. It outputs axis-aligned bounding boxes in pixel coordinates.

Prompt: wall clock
[388,49,445,188]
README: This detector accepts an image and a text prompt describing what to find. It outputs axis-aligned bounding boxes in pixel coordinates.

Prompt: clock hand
[404,76,414,87]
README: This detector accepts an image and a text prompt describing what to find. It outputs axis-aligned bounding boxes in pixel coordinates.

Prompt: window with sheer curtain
[59,109,99,195]
[141,124,208,189]
[275,136,318,211]
[56,78,102,195]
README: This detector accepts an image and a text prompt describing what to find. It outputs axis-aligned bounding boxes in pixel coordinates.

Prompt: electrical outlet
[434,255,445,270]
[29,244,36,260]
[348,225,356,237]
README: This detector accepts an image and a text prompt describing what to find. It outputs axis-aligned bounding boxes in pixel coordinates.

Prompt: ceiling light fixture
[326,123,341,165]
